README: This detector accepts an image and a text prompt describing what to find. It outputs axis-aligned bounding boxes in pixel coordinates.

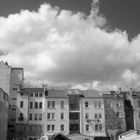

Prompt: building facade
[0,61,24,140]
[128,90,140,131]
[44,89,106,138]
[45,90,69,136]
[103,91,126,140]
[16,88,45,140]
[12,89,106,140]
[0,61,11,95]
[8,68,24,140]
[80,90,106,137]
[0,88,9,140]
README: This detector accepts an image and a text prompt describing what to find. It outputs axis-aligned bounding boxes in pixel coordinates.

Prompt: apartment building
[27,88,45,140]
[0,88,9,140]
[121,90,134,131]
[15,89,29,140]
[16,88,45,140]
[8,68,24,140]
[80,90,106,137]
[45,90,69,137]
[0,61,24,140]
[128,90,140,130]
[103,91,126,140]
[44,89,106,139]
[9,87,107,140]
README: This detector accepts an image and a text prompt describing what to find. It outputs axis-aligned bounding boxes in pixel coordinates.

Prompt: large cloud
[0,0,140,90]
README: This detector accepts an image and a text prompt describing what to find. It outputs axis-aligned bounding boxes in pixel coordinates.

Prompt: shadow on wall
[51,133,70,140]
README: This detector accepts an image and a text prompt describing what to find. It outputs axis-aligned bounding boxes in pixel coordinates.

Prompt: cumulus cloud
[0,0,140,90]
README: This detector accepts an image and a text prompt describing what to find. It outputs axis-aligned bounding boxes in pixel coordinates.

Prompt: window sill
[47,119,56,121]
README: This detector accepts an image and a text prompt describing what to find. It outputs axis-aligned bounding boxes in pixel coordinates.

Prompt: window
[18,113,23,121]
[94,113,102,119]
[61,113,64,120]
[85,101,88,108]
[69,112,79,120]
[47,124,55,131]
[85,113,89,120]
[34,113,38,120]
[39,102,42,109]
[35,92,38,97]
[30,93,33,97]
[95,124,98,131]
[12,88,18,90]
[86,124,89,131]
[39,113,42,120]
[99,113,102,119]
[95,124,102,131]
[30,102,33,109]
[20,101,24,108]
[20,113,23,117]
[52,113,55,120]
[35,102,38,109]
[61,101,64,109]
[47,113,55,120]
[47,125,51,131]
[94,101,102,108]
[47,125,55,132]
[94,101,97,108]
[117,112,121,118]
[60,125,64,131]
[52,125,55,131]
[94,113,98,119]
[47,113,51,120]
[39,93,43,97]
[48,101,51,108]
[99,124,102,131]
[138,101,140,107]
[29,114,32,120]
[47,101,55,108]
[98,101,101,108]
[52,101,55,108]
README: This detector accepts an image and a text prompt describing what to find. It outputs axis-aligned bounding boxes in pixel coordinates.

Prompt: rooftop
[20,88,44,93]
[46,89,102,98]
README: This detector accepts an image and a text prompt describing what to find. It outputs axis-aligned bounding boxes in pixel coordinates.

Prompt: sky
[0,0,140,90]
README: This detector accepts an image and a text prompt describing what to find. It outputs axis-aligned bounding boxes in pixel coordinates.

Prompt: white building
[80,90,106,137]
[44,89,106,139]
[13,88,106,140]
[27,88,45,140]
[16,88,45,140]
[45,90,69,136]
